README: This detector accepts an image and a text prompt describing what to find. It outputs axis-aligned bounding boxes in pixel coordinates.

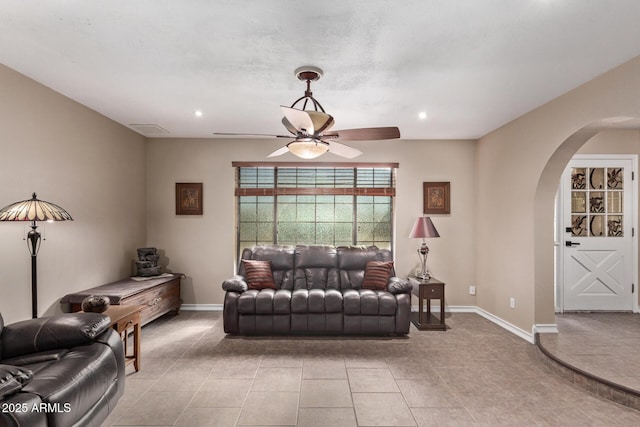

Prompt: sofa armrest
[1,313,111,360]
[222,275,248,293]
[387,277,412,294]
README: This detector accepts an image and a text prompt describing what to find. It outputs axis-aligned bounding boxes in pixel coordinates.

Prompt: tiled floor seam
[235,348,265,426]
[390,370,420,427]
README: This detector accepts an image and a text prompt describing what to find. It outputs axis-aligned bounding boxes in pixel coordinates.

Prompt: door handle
[565,241,581,247]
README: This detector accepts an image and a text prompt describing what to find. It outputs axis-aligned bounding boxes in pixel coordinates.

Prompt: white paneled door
[560,156,635,311]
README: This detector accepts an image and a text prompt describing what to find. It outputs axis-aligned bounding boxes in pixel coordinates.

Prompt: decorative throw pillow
[242,260,278,290]
[362,261,394,290]
[0,364,33,399]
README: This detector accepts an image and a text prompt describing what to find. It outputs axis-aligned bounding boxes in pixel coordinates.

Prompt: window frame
[233,161,398,257]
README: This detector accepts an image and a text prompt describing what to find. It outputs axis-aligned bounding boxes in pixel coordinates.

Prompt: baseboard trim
[180,304,223,311]
[474,307,535,344]
[532,323,559,335]
[184,302,548,343]
[412,304,539,344]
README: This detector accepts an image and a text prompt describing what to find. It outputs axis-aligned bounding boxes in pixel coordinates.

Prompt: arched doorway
[534,117,640,328]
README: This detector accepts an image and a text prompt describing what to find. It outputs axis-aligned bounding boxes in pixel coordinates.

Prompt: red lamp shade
[409,216,440,239]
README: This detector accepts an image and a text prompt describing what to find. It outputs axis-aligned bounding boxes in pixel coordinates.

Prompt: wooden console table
[60,273,182,326]
[408,276,447,330]
[103,305,143,371]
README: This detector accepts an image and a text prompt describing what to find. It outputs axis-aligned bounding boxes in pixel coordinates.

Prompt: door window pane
[589,168,604,189]
[607,192,623,213]
[608,216,623,237]
[589,192,604,213]
[571,168,586,189]
[570,167,624,237]
[571,215,588,237]
[607,168,623,189]
[590,215,605,237]
[571,192,586,213]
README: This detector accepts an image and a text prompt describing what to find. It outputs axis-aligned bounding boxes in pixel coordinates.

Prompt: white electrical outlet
[510,297,516,309]
[469,285,476,295]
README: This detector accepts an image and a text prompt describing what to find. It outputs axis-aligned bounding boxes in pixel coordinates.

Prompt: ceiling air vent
[129,124,170,136]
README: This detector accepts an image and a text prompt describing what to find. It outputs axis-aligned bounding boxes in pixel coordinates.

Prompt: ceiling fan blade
[322,127,400,141]
[214,132,291,138]
[267,146,290,157]
[280,106,314,135]
[281,117,298,135]
[325,140,362,159]
[307,111,335,134]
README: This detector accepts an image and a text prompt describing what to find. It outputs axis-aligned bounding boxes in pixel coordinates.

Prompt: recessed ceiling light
[418,111,428,120]
[195,110,203,117]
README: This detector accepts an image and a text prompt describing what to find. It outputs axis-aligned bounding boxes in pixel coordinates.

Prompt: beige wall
[4,53,640,336]
[0,64,147,324]
[578,129,640,155]
[146,138,477,308]
[478,55,640,333]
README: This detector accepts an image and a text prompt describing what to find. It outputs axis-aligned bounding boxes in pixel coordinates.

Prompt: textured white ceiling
[1,1,640,139]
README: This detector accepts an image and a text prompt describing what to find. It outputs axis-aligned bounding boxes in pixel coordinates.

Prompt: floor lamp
[0,193,73,318]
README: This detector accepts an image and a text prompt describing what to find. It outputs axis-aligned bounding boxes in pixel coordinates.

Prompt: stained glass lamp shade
[0,193,73,318]
[408,216,440,280]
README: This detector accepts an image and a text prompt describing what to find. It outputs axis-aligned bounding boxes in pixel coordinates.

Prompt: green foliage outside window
[235,165,396,255]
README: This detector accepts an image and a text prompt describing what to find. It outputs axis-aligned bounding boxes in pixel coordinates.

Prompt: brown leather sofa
[222,245,412,335]
[0,312,125,427]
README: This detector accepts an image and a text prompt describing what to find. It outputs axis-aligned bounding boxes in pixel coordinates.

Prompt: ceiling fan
[215,66,400,159]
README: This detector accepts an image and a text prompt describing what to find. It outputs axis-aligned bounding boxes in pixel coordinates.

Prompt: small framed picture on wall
[423,182,450,214]
[176,182,203,215]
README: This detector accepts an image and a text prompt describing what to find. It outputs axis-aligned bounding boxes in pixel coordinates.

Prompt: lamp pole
[26,220,41,318]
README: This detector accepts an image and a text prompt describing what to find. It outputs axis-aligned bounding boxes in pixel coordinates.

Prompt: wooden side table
[101,305,143,371]
[408,276,446,330]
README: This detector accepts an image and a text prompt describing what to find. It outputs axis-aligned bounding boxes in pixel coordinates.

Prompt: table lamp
[408,216,440,280]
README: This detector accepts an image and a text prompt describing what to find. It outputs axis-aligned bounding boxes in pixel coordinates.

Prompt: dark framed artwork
[176,183,203,215]
[423,182,450,214]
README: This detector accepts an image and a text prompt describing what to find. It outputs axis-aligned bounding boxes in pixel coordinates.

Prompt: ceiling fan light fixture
[287,139,329,159]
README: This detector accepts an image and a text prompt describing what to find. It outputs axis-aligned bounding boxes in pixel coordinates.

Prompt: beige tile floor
[103,312,640,426]
[539,312,640,391]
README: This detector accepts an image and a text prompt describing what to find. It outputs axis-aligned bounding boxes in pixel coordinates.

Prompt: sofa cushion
[337,246,382,270]
[294,268,340,290]
[22,343,118,427]
[291,289,343,313]
[257,289,292,314]
[294,245,339,289]
[337,246,390,290]
[238,245,296,290]
[362,261,394,290]
[243,260,277,290]
[0,364,33,398]
[238,290,292,314]
[343,289,397,315]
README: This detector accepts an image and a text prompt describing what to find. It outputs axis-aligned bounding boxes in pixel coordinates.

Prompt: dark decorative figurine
[81,295,110,313]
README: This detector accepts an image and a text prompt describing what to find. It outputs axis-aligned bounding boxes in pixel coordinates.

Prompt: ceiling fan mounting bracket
[290,66,326,112]
[294,66,323,82]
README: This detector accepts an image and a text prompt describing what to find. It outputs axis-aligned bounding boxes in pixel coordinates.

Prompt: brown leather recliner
[222,245,412,335]
[0,312,125,427]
